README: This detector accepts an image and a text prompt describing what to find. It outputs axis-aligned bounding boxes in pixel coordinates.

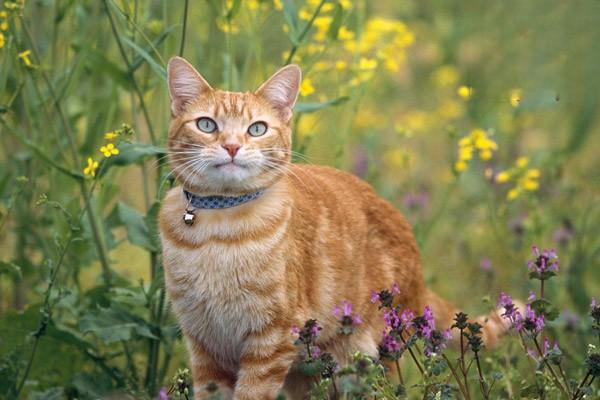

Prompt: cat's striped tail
[424,289,514,349]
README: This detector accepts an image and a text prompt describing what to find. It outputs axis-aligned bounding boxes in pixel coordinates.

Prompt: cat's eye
[196,117,218,133]
[247,121,268,137]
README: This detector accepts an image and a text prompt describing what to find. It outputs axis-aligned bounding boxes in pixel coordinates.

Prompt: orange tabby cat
[159,57,509,400]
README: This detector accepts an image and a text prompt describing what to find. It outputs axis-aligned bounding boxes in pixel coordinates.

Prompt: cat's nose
[222,143,241,158]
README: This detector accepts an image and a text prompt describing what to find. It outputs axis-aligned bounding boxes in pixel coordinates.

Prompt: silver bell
[183,210,195,225]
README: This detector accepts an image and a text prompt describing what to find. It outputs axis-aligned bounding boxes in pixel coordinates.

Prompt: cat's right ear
[167,57,212,115]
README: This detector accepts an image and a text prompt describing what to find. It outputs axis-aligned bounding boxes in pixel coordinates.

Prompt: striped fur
[160,57,510,399]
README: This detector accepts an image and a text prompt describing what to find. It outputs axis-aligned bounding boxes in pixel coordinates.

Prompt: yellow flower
[457,85,472,99]
[507,188,520,201]
[100,143,119,158]
[0,32,5,49]
[300,78,315,97]
[338,26,355,41]
[496,171,511,183]
[83,157,99,177]
[510,88,522,107]
[526,168,540,179]
[215,18,239,33]
[335,60,347,70]
[522,179,539,191]
[339,0,352,9]
[516,156,528,168]
[273,0,283,10]
[454,160,467,172]
[432,65,459,88]
[104,131,119,141]
[385,148,410,168]
[298,9,312,20]
[18,49,33,67]
[358,57,378,70]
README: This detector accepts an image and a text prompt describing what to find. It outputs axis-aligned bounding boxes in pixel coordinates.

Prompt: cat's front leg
[233,325,297,400]
[185,337,235,399]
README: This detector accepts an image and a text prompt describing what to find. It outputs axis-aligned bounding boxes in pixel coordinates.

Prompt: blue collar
[183,189,265,210]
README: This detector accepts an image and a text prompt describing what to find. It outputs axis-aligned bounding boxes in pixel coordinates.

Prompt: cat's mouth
[214,161,247,170]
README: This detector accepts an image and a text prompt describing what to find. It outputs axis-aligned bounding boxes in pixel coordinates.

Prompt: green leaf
[0,261,21,280]
[121,37,167,81]
[100,142,165,173]
[530,298,560,321]
[226,0,243,20]
[79,307,158,344]
[327,4,344,40]
[282,0,300,44]
[129,25,176,74]
[110,202,157,251]
[295,96,349,113]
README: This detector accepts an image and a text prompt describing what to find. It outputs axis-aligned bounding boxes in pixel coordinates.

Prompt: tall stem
[533,337,570,397]
[284,0,327,65]
[19,16,113,284]
[179,0,189,56]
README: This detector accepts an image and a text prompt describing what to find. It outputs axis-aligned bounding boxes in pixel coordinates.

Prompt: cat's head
[166,56,301,195]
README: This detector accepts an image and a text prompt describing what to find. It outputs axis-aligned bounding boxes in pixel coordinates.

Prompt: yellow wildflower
[454,160,467,172]
[335,60,347,70]
[385,148,410,169]
[297,114,318,138]
[339,0,352,9]
[83,158,99,177]
[215,18,239,34]
[507,188,520,201]
[432,65,459,88]
[496,171,511,183]
[298,9,312,20]
[18,49,33,67]
[338,26,355,41]
[457,85,472,99]
[358,57,378,70]
[300,78,315,97]
[0,32,5,49]
[455,128,497,172]
[104,131,119,141]
[273,0,283,10]
[100,143,119,158]
[510,88,522,107]
[516,156,528,168]
[314,61,329,71]
[247,0,259,10]
[0,11,8,31]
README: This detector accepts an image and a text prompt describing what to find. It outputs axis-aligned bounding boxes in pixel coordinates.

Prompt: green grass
[1,0,600,398]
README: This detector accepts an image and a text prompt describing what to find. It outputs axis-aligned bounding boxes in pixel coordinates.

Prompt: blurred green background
[1,0,600,398]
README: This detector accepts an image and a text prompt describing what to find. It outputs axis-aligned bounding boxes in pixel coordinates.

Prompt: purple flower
[497,292,521,324]
[370,291,380,303]
[527,291,536,302]
[380,331,402,353]
[515,304,545,336]
[553,221,573,247]
[403,191,429,211]
[400,309,414,330]
[293,319,321,345]
[334,301,362,335]
[413,306,436,340]
[480,258,492,272]
[527,245,559,274]
[158,388,169,400]
[391,282,400,295]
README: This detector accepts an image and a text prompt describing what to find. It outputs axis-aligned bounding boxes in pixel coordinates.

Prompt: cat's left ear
[256,64,301,123]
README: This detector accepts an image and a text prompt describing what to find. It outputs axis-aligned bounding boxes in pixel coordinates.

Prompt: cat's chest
[160,205,290,369]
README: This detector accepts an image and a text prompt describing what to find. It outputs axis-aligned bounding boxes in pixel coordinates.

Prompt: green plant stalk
[473,351,489,400]
[399,332,424,375]
[179,0,189,57]
[284,0,328,65]
[103,2,169,392]
[19,16,113,285]
[441,354,469,399]
[571,370,591,400]
[14,228,76,398]
[532,336,570,397]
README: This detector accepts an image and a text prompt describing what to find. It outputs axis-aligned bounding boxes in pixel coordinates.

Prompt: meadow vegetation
[1,0,600,398]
